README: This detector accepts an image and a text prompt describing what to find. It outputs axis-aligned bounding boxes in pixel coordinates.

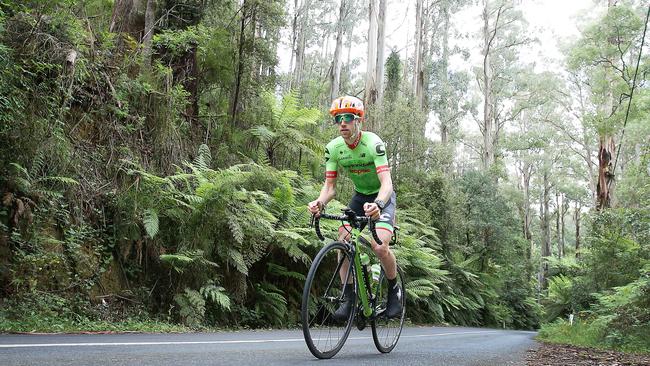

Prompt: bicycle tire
[301,241,357,359]
[371,264,406,353]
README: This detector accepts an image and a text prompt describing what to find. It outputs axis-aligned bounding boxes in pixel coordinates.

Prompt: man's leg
[337,224,352,282]
[371,192,402,318]
[333,221,355,321]
[370,229,396,279]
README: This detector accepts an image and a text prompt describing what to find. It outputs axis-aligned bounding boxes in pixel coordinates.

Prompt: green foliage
[541,207,650,350]
[174,288,206,328]
[591,265,650,351]
[246,91,322,167]
[538,318,609,350]
[4,0,646,341]
[544,275,573,321]
[583,209,649,291]
[200,281,231,311]
[251,282,287,327]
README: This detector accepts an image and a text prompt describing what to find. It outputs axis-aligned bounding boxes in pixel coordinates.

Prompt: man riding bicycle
[307,95,402,320]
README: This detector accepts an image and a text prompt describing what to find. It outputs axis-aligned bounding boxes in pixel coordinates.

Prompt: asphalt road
[0,326,538,365]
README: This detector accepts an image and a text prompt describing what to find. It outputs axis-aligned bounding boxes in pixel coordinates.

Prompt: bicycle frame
[312,209,386,319]
[303,210,405,359]
[346,226,375,318]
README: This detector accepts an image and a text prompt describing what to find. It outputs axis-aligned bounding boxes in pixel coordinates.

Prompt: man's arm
[363,171,392,219]
[375,171,393,204]
[365,134,393,219]
[317,177,337,206]
[308,177,336,215]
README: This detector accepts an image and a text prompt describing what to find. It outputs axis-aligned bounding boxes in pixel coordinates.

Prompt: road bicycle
[301,208,406,359]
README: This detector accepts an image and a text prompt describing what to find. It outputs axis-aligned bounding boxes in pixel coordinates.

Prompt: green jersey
[324,131,390,195]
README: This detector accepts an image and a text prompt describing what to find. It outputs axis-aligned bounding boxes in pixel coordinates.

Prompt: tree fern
[143,208,159,238]
[174,288,206,327]
[200,281,231,311]
[160,249,218,273]
[406,278,437,300]
[267,262,306,281]
[254,282,288,326]
[273,229,311,265]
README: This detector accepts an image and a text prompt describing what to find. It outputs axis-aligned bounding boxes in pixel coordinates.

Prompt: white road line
[0,331,501,349]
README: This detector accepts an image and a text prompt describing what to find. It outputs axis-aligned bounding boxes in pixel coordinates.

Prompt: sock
[387,277,397,290]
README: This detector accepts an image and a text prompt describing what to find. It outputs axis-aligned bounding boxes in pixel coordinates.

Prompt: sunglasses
[333,113,360,124]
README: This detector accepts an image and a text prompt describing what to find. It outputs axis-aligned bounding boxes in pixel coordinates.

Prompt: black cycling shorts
[342,191,396,234]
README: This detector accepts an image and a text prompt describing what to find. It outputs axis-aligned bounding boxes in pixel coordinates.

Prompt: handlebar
[311,208,383,245]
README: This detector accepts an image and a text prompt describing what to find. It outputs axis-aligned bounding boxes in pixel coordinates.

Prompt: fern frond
[200,282,231,311]
[38,176,80,186]
[143,208,159,238]
[228,247,248,275]
[267,262,306,281]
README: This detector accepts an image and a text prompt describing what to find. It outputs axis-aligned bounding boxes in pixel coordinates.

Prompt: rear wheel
[371,265,406,353]
[301,241,356,359]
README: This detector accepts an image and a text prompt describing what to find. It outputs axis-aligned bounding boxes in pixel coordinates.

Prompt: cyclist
[307,95,402,320]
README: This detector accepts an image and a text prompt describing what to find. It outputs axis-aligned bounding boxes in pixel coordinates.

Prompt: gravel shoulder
[527,342,650,366]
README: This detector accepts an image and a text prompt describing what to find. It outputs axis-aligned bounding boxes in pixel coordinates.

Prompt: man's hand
[308,200,324,216]
[363,202,381,220]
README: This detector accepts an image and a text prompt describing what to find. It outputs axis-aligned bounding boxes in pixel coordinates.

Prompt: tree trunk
[142,0,155,68]
[481,0,494,170]
[575,202,581,258]
[110,0,146,55]
[292,0,309,91]
[596,135,615,210]
[555,191,562,258]
[412,0,425,108]
[375,0,387,105]
[561,195,568,258]
[522,161,533,261]
[288,0,299,90]
[330,0,346,101]
[439,3,450,145]
[365,0,379,124]
[110,0,145,36]
[597,0,619,210]
[230,1,249,127]
[539,171,551,289]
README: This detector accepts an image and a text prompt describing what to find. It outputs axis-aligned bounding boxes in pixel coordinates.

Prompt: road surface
[0,326,538,365]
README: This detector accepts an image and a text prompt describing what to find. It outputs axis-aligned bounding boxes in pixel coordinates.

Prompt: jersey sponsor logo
[325,148,331,162]
[340,160,372,168]
[375,142,386,156]
[349,169,371,174]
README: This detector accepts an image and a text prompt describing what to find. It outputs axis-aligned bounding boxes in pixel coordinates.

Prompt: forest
[0,0,648,354]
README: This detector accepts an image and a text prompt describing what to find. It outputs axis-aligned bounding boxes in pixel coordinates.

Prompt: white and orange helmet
[329,95,364,117]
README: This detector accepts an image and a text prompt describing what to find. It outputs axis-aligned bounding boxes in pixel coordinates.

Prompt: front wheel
[371,264,406,353]
[301,241,356,359]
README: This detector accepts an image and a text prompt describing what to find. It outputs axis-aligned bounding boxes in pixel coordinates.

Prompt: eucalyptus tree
[329,0,348,101]
[476,0,532,171]
[504,69,574,286]
[412,0,425,107]
[566,2,648,209]
[376,0,388,104]
[552,72,599,201]
[229,0,285,126]
[288,0,314,90]
[365,0,379,119]
[427,0,472,156]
